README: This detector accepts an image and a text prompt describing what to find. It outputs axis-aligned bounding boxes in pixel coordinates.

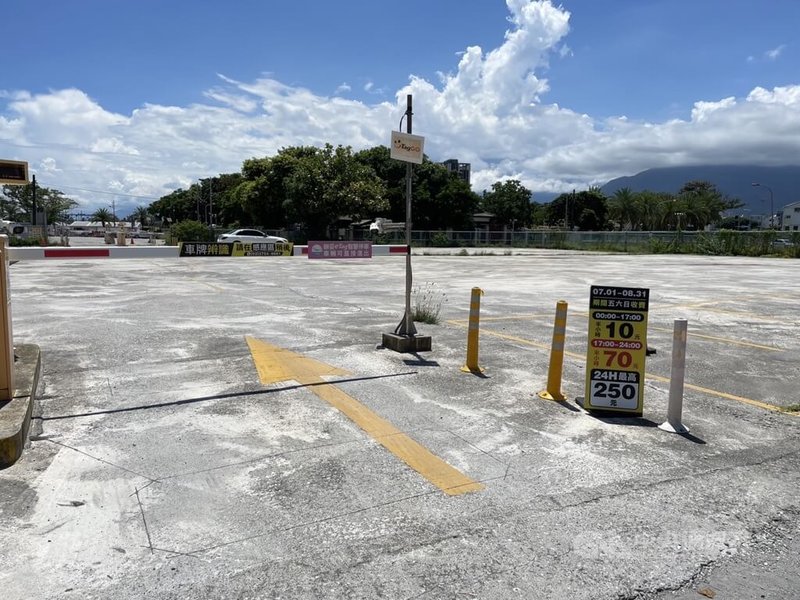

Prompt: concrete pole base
[658,420,689,434]
[538,390,566,401]
[381,333,432,353]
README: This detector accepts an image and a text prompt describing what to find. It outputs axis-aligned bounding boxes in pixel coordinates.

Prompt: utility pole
[566,189,574,231]
[397,94,415,339]
[382,94,431,353]
[31,175,37,226]
[209,180,213,227]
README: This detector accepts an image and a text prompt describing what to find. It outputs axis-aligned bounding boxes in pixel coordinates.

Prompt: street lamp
[751,182,773,229]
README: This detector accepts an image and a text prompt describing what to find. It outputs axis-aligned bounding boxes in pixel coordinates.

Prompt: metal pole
[565,190,571,231]
[31,175,37,226]
[659,319,689,434]
[767,187,775,229]
[395,94,416,337]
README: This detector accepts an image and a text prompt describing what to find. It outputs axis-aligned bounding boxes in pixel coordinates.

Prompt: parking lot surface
[1,249,799,599]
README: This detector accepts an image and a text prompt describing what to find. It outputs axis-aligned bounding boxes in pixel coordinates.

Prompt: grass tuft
[411,282,447,325]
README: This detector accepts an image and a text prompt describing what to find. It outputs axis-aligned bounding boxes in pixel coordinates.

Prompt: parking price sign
[584,285,649,416]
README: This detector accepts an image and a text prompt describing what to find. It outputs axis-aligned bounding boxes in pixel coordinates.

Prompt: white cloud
[39,157,61,173]
[335,83,351,95]
[1,0,799,211]
[765,44,786,60]
[748,44,787,63]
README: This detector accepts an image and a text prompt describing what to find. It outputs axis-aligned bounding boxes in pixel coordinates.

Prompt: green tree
[282,144,388,238]
[546,188,609,230]
[481,180,533,228]
[149,188,194,225]
[355,146,480,229]
[196,173,244,226]
[634,191,674,231]
[233,150,315,228]
[608,187,640,230]
[354,145,407,221]
[422,177,480,230]
[530,202,547,227]
[1,184,78,224]
[676,180,741,230]
[169,220,213,243]
[130,206,151,229]
[91,207,114,228]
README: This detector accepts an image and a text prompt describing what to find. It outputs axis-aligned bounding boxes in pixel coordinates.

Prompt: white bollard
[659,319,689,434]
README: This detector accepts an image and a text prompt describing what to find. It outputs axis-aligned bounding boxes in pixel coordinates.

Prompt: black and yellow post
[539,300,568,400]
[461,287,484,374]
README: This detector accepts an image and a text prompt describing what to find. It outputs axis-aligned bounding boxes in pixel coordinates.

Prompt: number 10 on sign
[584,285,649,415]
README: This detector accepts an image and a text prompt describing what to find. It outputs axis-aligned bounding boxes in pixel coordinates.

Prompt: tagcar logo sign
[390,131,425,164]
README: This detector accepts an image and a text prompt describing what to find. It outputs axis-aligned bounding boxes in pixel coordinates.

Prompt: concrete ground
[0,249,798,600]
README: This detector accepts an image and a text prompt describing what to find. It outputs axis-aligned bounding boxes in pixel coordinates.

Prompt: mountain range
[599,165,800,217]
[532,165,800,218]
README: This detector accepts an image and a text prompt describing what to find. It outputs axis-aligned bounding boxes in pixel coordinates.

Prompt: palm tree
[635,191,674,231]
[131,206,150,229]
[609,187,640,230]
[91,207,113,229]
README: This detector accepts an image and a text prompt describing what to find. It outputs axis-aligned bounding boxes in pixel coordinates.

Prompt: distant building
[781,201,800,231]
[441,159,471,185]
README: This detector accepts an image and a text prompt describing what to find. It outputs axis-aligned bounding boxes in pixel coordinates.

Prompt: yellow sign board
[584,286,649,415]
[179,241,293,257]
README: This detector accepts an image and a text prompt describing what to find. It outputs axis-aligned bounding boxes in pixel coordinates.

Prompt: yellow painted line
[462,314,553,323]
[659,306,782,322]
[454,313,780,352]
[647,326,780,352]
[645,373,788,414]
[569,311,780,351]
[448,323,794,416]
[246,336,484,496]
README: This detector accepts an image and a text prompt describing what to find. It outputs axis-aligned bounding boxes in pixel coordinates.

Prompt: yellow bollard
[461,287,484,374]
[538,300,568,401]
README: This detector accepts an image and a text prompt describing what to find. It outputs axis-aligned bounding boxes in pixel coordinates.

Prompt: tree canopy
[546,188,609,230]
[606,182,741,231]
[142,141,749,237]
[481,180,533,227]
[1,184,77,224]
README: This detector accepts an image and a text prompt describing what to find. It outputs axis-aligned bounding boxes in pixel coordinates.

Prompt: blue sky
[2,0,799,214]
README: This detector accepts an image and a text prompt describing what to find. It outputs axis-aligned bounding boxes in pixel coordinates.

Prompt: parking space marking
[246,336,485,496]
[447,322,792,415]
[646,326,781,351]
[465,314,552,323]
[659,305,785,322]
[451,314,782,352]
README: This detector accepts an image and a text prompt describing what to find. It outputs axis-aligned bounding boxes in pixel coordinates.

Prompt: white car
[217,229,288,244]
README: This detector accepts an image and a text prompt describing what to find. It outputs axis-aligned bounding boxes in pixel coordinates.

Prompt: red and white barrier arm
[10,245,409,260]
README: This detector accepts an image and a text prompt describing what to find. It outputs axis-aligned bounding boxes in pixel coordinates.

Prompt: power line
[53,184,162,201]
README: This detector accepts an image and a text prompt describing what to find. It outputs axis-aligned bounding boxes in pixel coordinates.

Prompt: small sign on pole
[584,285,649,416]
[390,131,425,164]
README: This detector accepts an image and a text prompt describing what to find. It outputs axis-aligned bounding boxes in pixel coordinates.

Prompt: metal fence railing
[341,229,799,257]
